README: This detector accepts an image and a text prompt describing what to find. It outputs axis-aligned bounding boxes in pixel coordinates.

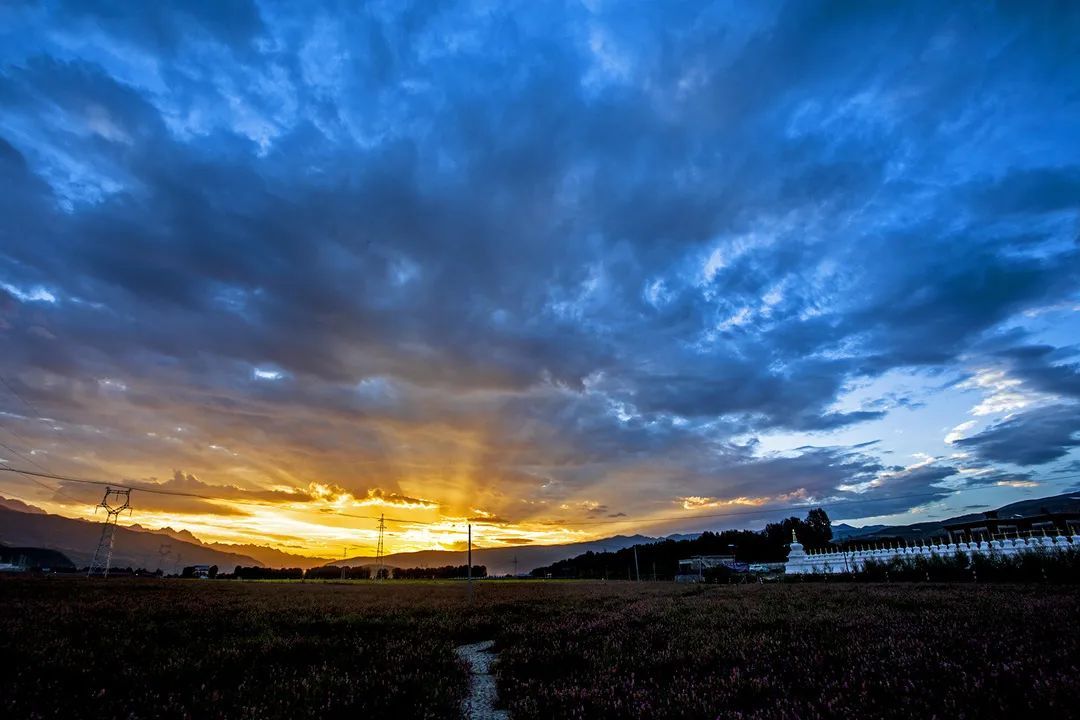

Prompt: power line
[3,464,1077,534]
[0,380,61,476]
[0,435,87,505]
[10,471,86,506]
[0,375,50,423]
[0,466,443,525]
[325,508,448,525]
[0,467,435,520]
[0,376,86,504]
[0,436,53,476]
[0,418,53,468]
[0,466,261,501]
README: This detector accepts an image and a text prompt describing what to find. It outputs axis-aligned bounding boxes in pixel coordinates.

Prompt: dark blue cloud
[996,345,1080,399]
[955,405,1080,467]
[0,0,1078,521]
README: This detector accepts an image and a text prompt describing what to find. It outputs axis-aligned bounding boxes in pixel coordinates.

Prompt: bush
[852,549,1080,583]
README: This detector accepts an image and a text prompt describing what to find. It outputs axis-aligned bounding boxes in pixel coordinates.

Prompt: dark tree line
[232,566,304,580]
[221,565,485,580]
[393,564,486,580]
[303,564,485,579]
[533,509,832,579]
[305,565,372,580]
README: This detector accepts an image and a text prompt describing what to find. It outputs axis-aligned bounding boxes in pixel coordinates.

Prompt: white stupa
[785,529,810,574]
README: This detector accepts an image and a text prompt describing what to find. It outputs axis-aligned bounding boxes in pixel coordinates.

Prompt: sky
[0,0,1079,559]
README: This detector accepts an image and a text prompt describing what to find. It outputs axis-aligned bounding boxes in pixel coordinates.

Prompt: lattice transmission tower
[87,487,132,578]
[374,513,386,579]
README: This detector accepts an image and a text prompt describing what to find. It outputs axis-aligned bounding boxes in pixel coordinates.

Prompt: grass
[1,579,1077,718]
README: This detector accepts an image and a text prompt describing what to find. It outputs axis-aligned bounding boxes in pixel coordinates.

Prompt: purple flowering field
[1,580,1076,719]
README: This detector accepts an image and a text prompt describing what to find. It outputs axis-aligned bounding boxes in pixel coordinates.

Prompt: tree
[805,508,833,544]
[764,509,832,553]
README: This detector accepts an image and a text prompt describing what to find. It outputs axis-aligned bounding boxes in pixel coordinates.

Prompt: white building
[785,531,1080,575]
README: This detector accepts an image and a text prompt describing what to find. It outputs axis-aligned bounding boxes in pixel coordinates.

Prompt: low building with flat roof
[676,555,739,582]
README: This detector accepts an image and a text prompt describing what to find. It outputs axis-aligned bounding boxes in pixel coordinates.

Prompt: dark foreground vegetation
[855,547,1080,583]
[1,580,1077,719]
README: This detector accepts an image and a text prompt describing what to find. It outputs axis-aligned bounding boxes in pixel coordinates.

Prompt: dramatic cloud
[955,405,1080,467]
[995,345,1080,400]
[0,1,1078,552]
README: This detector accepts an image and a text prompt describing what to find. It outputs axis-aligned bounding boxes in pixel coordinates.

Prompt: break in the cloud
[0,1,1079,555]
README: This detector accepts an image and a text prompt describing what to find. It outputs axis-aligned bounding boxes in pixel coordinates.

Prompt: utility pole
[633,546,641,582]
[467,524,473,601]
[87,487,131,578]
[512,554,518,578]
[374,514,386,580]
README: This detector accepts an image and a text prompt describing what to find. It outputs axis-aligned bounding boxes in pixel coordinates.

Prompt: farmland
[2,580,1078,719]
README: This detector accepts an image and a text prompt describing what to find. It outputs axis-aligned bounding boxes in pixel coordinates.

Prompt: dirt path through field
[455,640,508,719]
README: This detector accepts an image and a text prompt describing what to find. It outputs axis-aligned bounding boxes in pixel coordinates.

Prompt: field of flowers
[1,579,1077,719]
[493,583,1080,718]
[0,579,471,719]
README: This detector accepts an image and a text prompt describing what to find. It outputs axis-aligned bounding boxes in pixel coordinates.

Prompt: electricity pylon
[87,487,132,578]
[374,513,386,579]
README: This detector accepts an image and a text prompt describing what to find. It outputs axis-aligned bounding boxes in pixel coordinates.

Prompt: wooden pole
[467,524,473,602]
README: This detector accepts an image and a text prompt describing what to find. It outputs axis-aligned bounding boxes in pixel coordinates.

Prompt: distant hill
[832,523,886,540]
[946,492,1080,523]
[826,492,1080,543]
[340,534,659,576]
[0,505,261,571]
[128,524,332,569]
[665,532,703,542]
[0,495,47,514]
[202,542,331,570]
[0,546,76,571]
[129,524,204,546]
